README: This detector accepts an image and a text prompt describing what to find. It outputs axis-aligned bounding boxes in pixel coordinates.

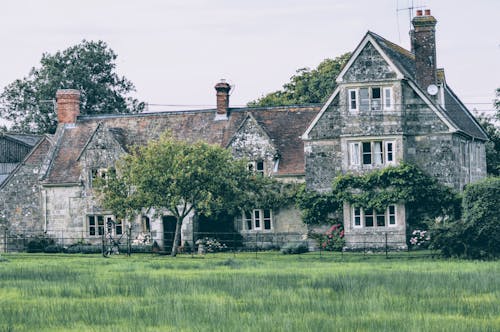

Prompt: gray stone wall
[228,115,277,176]
[343,42,398,82]
[0,139,51,234]
[304,140,342,192]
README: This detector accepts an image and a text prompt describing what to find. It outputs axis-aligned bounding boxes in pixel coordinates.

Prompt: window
[348,89,358,111]
[371,88,381,111]
[88,215,120,236]
[353,207,362,227]
[388,205,396,226]
[248,161,265,177]
[351,205,397,228]
[242,209,273,231]
[88,215,104,236]
[350,143,360,165]
[347,86,393,112]
[90,168,115,187]
[349,140,396,167]
[385,142,394,164]
[383,87,393,110]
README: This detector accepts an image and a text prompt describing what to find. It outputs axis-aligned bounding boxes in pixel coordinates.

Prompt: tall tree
[248,53,351,107]
[96,133,273,256]
[0,40,144,134]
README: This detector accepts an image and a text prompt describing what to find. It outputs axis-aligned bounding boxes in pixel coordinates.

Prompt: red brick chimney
[411,9,438,91]
[56,89,80,124]
[214,80,231,119]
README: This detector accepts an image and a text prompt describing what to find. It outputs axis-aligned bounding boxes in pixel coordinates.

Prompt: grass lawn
[0,252,499,331]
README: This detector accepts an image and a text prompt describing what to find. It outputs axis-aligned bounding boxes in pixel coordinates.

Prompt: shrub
[43,245,63,253]
[66,244,102,254]
[26,235,55,253]
[195,237,228,253]
[310,224,345,251]
[281,242,309,255]
[430,177,500,259]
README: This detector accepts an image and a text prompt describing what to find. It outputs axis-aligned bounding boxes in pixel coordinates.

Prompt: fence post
[255,232,258,259]
[3,228,7,253]
[385,232,388,259]
[127,225,131,256]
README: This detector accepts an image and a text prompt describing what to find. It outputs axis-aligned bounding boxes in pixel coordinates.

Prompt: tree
[479,116,500,176]
[247,53,351,107]
[96,133,273,256]
[0,40,144,134]
[430,177,500,259]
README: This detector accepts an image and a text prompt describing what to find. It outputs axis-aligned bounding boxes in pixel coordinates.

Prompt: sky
[0,0,499,122]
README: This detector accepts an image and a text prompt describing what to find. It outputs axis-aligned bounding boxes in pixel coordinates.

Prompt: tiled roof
[43,106,320,184]
[3,133,42,146]
[443,86,488,140]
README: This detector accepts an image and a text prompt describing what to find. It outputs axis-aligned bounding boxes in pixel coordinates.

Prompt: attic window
[348,86,393,112]
[248,160,265,177]
[90,167,115,187]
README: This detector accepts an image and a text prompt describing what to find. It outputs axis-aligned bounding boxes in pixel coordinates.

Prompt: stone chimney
[411,9,438,90]
[56,89,80,125]
[214,80,231,120]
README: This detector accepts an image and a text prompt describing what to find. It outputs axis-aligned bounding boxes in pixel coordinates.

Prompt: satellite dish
[427,84,438,96]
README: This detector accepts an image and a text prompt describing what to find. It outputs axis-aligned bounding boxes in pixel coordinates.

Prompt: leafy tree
[331,163,461,232]
[0,40,144,134]
[248,53,351,107]
[430,177,500,259]
[479,116,500,176]
[96,133,274,256]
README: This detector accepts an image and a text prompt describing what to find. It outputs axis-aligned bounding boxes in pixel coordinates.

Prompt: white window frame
[242,209,273,231]
[383,87,393,110]
[387,205,397,227]
[347,86,394,112]
[88,214,119,237]
[351,205,397,228]
[348,89,358,111]
[385,141,395,164]
[349,140,396,167]
[353,206,362,228]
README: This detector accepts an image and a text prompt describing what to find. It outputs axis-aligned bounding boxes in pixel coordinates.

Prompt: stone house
[0,85,320,250]
[0,10,487,251]
[302,10,487,249]
[0,133,42,186]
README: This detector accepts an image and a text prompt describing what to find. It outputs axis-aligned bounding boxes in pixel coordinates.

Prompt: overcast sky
[1,0,499,118]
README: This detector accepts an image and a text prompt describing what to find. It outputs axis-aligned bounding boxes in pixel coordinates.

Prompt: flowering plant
[312,224,345,251]
[195,237,228,253]
[409,230,430,247]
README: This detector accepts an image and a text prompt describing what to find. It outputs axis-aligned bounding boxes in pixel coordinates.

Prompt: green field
[0,253,499,332]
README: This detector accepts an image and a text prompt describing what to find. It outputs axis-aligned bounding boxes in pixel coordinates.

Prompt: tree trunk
[170,216,183,257]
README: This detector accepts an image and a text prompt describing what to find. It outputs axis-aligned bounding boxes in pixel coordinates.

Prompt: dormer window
[248,160,265,177]
[348,86,393,112]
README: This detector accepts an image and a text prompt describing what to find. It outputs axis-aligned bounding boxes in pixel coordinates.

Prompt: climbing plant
[331,163,461,230]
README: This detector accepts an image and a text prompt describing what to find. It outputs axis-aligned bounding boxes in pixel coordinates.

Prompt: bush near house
[430,177,500,259]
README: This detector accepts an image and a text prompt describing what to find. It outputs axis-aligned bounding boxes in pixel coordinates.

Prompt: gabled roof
[42,106,320,184]
[332,30,487,141]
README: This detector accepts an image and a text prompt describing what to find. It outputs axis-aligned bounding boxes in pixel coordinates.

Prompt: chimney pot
[416,9,423,16]
[56,89,80,125]
[424,9,431,16]
[214,80,231,119]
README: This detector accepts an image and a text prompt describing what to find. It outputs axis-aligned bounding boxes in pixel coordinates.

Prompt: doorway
[162,216,177,250]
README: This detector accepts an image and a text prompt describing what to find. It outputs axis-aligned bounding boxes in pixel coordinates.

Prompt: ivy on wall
[296,163,461,229]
